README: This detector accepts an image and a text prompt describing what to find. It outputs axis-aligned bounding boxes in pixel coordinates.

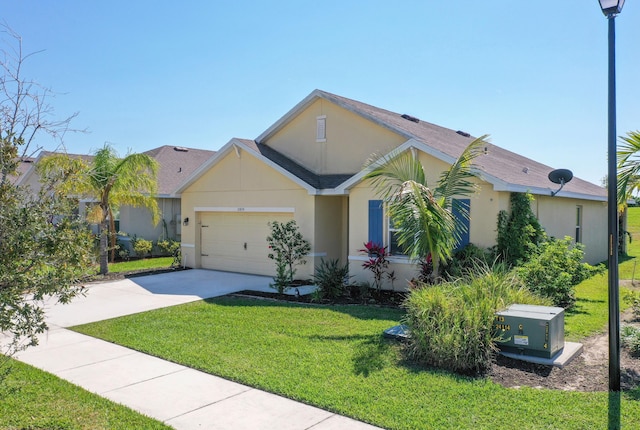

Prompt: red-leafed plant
[359,241,395,291]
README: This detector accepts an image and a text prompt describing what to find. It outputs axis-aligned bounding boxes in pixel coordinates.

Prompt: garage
[199,211,293,276]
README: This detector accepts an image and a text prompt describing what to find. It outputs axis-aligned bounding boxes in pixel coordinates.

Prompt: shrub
[404,264,548,375]
[623,290,640,321]
[621,325,640,357]
[266,220,311,294]
[312,258,351,301]
[131,236,153,258]
[517,236,604,308]
[441,243,493,281]
[359,241,394,291]
[157,239,181,267]
[496,192,544,266]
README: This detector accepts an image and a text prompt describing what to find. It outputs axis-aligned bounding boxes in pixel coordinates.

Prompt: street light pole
[598,0,624,392]
[606,13,620,393]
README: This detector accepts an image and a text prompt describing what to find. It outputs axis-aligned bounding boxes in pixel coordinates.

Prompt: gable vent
[456,130,471,138]
[174,146,189,152]
[401,114,420,123]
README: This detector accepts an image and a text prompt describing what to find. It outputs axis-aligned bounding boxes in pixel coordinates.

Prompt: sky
[2,1,639,186]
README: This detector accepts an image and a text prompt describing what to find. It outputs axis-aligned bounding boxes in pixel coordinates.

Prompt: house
[118,145,216,242]
[17,146,216,244]
[177,89,607,287]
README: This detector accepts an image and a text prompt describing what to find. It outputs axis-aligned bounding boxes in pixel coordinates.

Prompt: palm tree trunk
[108,207,116,263]
[99,218,109,275]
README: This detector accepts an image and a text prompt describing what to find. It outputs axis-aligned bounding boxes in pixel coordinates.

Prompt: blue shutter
[368,200,383,247]
[452,198,470,250]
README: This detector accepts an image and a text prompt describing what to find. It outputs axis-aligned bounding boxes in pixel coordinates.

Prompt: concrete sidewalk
[13,270,383,430]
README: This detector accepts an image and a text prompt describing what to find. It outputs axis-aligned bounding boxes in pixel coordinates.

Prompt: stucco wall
[180,147,319,277]
[266,98,405,175]
[118,197,181,242]
[533,195,607,264]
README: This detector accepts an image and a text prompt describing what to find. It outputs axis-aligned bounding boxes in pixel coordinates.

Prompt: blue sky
[3,1,639,185]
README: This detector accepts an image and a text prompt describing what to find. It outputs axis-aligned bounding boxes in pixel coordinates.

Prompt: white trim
[181,243,195,248]
[194,206,295,213]
[308,252,327,257]
[348,255,416,265]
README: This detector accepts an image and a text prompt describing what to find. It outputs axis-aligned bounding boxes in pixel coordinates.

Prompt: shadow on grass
[566,297,606,317]
[352,336,396,377]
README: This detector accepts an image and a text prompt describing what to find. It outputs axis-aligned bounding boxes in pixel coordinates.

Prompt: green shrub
[496,192,544,266]
[621,325,640,356]
[157,239,181,267]
[441,243,493,281]
[517,236,604,308]
[404,264,548,375]
[131,236,153,258]
[266,220,311,294]
[312,258,351,301]
[623,290,640,320]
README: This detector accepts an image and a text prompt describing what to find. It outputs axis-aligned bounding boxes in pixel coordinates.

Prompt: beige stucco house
[177,89,607,287]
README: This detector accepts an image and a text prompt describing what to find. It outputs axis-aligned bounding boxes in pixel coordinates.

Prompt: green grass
[71,297,640,430]
[619,206,640,279]
[0,359,171,430]
[107,256,174,273]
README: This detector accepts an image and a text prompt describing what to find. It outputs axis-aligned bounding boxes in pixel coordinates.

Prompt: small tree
[266,220,311,294]
[496,192,544,266]
[0,26,93,369]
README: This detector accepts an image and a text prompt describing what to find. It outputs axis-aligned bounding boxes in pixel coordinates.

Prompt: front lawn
[72,296,640,430]
[0,359,170,429]
[107,256,175,274]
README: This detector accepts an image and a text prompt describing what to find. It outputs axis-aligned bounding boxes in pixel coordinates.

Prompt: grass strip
[0,359,171,430]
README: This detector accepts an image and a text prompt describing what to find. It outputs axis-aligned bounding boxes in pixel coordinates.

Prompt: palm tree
[365,136,487,281]
[40,144,159,275]
[617,130,640,207]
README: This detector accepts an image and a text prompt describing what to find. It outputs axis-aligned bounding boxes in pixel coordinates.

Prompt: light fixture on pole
[597,0,624,392]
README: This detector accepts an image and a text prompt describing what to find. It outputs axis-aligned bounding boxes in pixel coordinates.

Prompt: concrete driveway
[12,269,382,430]
[43,269,274,327]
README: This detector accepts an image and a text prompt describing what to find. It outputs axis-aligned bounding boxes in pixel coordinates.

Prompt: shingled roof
[143,146,216,196]
[253,90,605,200]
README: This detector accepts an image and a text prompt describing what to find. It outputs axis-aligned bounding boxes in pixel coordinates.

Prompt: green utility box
[495,304,565,359]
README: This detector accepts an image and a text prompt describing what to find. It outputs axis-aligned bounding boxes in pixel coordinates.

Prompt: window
[316,115,326,142]
[388,218,406,256]
[576,206,582,243]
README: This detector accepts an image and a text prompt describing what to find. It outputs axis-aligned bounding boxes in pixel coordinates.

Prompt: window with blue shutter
[452,198,470,250]
[368,200,383,247]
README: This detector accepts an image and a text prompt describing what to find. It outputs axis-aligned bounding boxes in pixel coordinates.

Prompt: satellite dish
[548,169,573,196]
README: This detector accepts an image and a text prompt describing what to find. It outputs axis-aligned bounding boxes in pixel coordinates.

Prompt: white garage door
[200,212,293,276]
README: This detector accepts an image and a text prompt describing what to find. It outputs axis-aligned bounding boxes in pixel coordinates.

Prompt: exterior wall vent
[456,130,471,137]
[316,115,326,142]
[401,114,420,123]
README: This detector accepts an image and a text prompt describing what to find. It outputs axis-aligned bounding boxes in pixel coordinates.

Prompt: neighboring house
[118,145,216,242]
[7,157,36,184]
[177,89,607,287]
[18,146,216,244]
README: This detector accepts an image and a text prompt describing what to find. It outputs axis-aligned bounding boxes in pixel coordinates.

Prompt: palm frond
[435,135,488,208]
[617,131,640,206]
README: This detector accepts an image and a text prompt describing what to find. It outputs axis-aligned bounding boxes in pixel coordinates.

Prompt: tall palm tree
[365,136,487,281]
[40,144,159,275]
